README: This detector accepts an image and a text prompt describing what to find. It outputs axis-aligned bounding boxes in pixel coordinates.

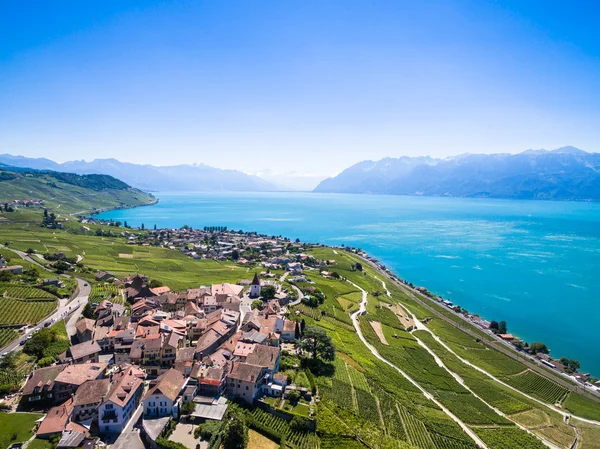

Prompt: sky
[1,0,600,180]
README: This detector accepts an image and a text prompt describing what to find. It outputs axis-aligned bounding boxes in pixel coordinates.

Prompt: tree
[529,342,549,355]
[355,262,363,271]
[287,390,301,405]
[498,321,507,334]
[181,401,195,415]
[568,360,580,372]
[82,303,94,319]
[299,326,335,362]
[489,320,499,333]
[261,285,276,300]
[154,224,157,230]
[301,319,306,333]
[148,279,163,289]
[222,412,248,449]
[231,249,239,261]
[141,223,145,230]
[251,300,263,310]
[560,356,570,366]
[294,321,300,340]
[124,221,128,228]
[26,248,35,254]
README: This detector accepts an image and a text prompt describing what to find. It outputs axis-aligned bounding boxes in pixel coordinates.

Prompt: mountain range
[314,146,600,201]
[0,155,277,193]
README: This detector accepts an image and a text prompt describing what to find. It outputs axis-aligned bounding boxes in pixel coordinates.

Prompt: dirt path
[348,281,489,449]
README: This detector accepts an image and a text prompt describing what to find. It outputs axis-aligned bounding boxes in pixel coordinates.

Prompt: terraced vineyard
[0,297,56,325]
[0,283,56,300]
[0,328,20,348]
[504,370,568,404]
[89,284,124,305]
[247,408,319,449]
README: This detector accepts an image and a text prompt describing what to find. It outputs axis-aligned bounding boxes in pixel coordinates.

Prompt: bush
[287,390,301,404]
[37,356,56,368]
[289,416,310,432]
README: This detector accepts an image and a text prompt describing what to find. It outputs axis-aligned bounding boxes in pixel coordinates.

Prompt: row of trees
[203,226,228,232]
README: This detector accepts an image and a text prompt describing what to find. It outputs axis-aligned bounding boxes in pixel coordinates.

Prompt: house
[42,278,65,288]
[249,273,261,298]
[263,373,288,397]
[211,283,244,297]
[21,365,66,405]
[94,272,113,282]
[498,334,515,341]
[143,368,187,419]
[226,362,267,404]
[150,286,171,296]
[194,366,227,397]
[281,320,296,342]
[246,345,280,374]
[75,319,95,343]
[0,265,23,274]
[53,363,108,404]
[37,399,75,438]
[98,365,146,434]
[61,341,102,364]
[72,378,111,423]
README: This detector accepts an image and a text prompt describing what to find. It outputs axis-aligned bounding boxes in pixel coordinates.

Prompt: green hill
[0,166,156,214]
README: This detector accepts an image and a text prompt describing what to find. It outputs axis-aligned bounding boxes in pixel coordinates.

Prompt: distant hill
[0,155,278,192]
[314,146,600,200]
[0,166,156,214]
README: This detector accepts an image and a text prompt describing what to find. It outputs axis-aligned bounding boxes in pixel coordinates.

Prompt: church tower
[250,273,262,298]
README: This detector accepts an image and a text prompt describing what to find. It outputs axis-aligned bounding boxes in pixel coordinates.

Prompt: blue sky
[1,0,599,178]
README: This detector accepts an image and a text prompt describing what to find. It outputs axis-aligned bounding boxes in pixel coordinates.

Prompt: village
[16,267,316,449]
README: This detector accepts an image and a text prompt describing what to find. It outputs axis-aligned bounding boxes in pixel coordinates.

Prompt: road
[110,405,144,449]
[0,278,91,355]
[363,256,600,404]
[0,245,92,354]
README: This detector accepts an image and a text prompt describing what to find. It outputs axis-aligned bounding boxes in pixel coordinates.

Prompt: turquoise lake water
[97,192,600,375]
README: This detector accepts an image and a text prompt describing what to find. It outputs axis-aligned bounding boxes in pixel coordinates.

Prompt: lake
[97,191,600,375]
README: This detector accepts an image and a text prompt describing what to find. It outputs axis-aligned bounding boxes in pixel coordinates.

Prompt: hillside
[315,146,600,200]
[0,155,278,192]
[0,166,156,213]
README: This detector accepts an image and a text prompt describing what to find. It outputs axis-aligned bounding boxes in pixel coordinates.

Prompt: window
[106,404,113,409]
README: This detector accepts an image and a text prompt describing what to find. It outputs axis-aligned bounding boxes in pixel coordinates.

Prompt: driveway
[110,405,144,449]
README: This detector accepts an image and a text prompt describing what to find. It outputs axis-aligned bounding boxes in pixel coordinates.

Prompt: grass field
[0,412,44,447]
[247,429,278,449]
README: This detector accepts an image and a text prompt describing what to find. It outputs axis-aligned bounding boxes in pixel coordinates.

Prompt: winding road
[0,246,92,354]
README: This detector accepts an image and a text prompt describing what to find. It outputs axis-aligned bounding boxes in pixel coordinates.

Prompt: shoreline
[89,196,598,383]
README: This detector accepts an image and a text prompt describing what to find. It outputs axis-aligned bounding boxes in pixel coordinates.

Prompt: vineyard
[247,408,318,449]
[397,406,436,449]
[474,427,547,449]
[90,284,124,305]
[0,328,19,348]
[0,283,57,300]
[0,297,56,325]
[504,370,568,404]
